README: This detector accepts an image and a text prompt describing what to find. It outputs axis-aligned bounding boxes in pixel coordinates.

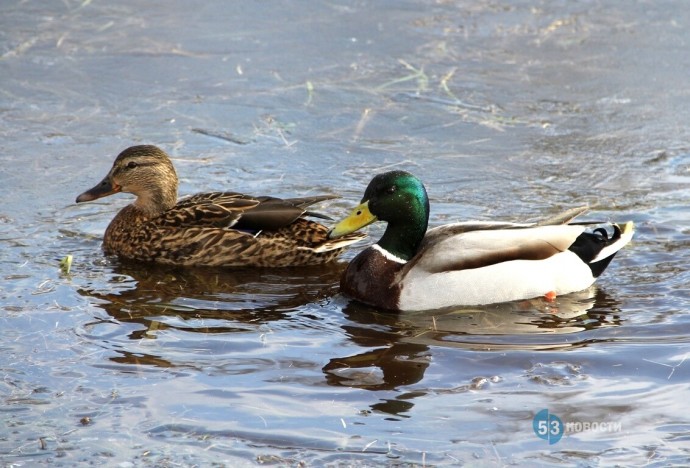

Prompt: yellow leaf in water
[60,255,73,274]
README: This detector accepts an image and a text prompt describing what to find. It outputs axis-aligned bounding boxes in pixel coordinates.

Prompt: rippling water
[2,0,689,465]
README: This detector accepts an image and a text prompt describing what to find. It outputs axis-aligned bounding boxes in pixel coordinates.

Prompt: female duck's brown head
[76,145,179,217]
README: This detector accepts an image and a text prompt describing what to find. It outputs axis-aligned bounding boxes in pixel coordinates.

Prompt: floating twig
[191,128,252,145]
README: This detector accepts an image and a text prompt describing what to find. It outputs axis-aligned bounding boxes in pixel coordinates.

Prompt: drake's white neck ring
[373,244,407,264]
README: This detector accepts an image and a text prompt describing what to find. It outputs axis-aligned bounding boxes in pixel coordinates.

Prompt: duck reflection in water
[323,288,621,417]
[77,261,346,367]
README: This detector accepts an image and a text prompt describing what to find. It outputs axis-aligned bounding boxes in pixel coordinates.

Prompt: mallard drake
[328,170,634,311]
[76,145,365,267]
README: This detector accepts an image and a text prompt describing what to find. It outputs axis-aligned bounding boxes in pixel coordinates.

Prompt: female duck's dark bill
[328,201,377,238]
[76,177,121,203]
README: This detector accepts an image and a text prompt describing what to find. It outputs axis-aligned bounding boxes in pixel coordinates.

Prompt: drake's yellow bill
[329,201,377,238]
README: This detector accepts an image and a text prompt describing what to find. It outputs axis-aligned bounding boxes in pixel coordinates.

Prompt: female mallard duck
[328,170,634,311]
[76,145,365,267]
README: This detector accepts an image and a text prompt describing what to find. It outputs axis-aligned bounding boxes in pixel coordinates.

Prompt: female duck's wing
[141,193,362,266]
[155,192,260,228]
[154,193,338,231]
[232,195,338,231]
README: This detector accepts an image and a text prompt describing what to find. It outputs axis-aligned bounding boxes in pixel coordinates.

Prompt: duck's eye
[126,161,138,169]
[386,185,397,194]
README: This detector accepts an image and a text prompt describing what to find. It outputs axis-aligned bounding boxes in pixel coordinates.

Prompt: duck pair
[76,145,634,311]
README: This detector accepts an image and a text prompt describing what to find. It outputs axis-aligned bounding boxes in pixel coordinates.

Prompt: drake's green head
[329,170,430,261]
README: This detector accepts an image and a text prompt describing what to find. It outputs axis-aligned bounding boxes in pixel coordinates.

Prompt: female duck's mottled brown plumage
[76,145,365,267]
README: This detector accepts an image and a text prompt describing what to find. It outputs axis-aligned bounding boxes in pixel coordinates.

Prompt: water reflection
[323,288,622,415]
[79,261,344,321]
[323,306,431,391]
[77,259,623,418]
[77,261,345,367]
[399,287,623,350]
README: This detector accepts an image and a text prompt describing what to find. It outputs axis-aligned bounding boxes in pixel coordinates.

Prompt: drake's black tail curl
[569,224,623,277]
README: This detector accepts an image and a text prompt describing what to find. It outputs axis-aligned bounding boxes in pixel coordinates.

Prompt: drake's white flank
[399,250,594,310]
